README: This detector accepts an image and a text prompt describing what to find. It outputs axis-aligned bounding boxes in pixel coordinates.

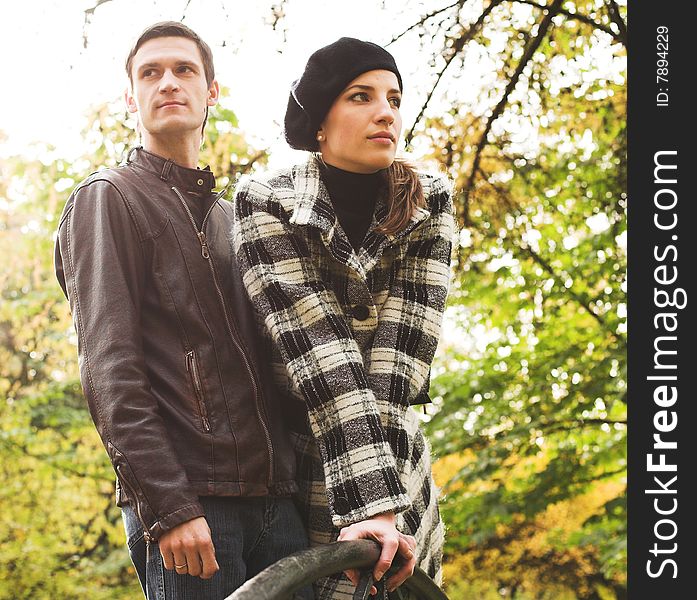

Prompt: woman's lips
[368,133,395,144]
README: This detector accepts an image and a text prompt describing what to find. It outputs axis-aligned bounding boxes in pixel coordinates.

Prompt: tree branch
[571,466,626,487]
[82,0,115,48]
[404,0,504,148]
[456,416,626,453]
[463,0,564,218]
[539,418,627,436]
[507,0,622,44]
[181,0,193,21]
[518,242,627,348]
[604,0,628,47]
[387,0,462,45]
[227,150,268,178]
[479,177,627,349]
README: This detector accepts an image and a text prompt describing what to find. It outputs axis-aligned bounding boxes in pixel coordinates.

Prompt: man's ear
[207,80,220,107]
[125,87,138,114]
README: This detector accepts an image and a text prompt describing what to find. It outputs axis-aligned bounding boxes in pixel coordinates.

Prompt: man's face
[125,36,218,139]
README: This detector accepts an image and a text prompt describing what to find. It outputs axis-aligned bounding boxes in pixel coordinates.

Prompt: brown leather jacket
[54,148,297,541]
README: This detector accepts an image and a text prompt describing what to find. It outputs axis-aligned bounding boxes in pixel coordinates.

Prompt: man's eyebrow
[344,84,401,94]
[137,60,199,71]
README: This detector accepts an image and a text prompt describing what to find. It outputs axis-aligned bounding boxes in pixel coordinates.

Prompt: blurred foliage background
[0,1,626,598]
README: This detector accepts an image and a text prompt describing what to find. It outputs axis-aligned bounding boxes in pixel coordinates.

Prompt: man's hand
[337,512,417,595]
[159,517,219,579]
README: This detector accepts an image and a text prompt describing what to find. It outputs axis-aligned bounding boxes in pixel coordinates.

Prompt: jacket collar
[126,146,216,195]
[288,156,336,232]
[287,155,432,275]
[288,155,431,238]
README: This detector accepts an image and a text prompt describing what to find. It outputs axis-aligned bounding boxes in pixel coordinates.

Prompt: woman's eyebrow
[344,84,401,94]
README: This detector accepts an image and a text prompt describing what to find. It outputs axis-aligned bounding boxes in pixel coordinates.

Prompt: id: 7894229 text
[656,25,669,107]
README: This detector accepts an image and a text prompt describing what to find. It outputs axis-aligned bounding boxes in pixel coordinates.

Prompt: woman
[233,37,454,598]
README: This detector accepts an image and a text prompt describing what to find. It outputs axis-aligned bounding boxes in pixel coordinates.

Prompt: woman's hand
[337,512,417,594]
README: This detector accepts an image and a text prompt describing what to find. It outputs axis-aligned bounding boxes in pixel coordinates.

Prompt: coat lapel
[359,173,433,274]
[288,157,364,273]
[288,157,335,234]
[287,156,434,277]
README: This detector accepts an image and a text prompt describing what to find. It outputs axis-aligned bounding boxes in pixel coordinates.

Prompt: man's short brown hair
[125,21,215,86]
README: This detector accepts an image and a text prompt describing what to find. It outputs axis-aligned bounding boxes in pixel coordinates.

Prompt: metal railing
[226,539,448,600]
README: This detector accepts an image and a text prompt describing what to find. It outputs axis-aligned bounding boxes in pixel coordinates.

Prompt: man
[54,21,310,599]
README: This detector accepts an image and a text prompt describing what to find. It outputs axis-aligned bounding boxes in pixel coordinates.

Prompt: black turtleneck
[320,162,384,252]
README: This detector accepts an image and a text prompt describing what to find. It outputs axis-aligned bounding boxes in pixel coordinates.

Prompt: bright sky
[1,0,628,163]
[1,0,459,167]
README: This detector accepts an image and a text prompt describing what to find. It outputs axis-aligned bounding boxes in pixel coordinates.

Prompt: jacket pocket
[185,349,211,433]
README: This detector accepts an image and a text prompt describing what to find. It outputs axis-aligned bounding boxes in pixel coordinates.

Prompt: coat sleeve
[232,177,412,527]
[367,174,455,404]
[55,179,204,540]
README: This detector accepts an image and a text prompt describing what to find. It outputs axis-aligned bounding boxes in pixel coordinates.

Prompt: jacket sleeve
[54,179,204,540]
[232,177,412,527]
[367,174,455,403]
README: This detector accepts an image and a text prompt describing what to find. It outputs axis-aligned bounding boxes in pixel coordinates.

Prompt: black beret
[284,37,403,151]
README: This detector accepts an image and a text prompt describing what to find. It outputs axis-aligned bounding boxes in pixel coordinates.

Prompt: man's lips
[158,101,186,108]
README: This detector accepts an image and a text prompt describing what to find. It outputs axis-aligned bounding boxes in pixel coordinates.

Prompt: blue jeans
[122,496,313,599]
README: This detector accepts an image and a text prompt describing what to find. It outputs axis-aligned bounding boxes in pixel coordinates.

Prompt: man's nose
[159,70,180,92]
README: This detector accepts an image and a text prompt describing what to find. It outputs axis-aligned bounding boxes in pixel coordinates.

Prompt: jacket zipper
[116,464,153,560]
[186,350,211,432]
[172,186,275,487]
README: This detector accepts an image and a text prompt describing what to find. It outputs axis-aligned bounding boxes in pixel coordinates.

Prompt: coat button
[352,305,370,321]
[197,178,204,186]
[334,496,351,516]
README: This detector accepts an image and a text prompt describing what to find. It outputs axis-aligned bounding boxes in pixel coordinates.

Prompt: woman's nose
[374,99,395,125]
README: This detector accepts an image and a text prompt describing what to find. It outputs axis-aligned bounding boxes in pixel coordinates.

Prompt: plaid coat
[232,156,454,598]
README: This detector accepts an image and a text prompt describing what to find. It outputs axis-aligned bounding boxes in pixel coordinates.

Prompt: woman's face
[318,69,402,174]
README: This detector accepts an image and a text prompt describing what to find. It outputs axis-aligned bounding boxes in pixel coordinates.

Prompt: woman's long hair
[376,159,426,237]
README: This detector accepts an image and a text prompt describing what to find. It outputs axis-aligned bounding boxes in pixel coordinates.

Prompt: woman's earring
[316,132,324,141]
